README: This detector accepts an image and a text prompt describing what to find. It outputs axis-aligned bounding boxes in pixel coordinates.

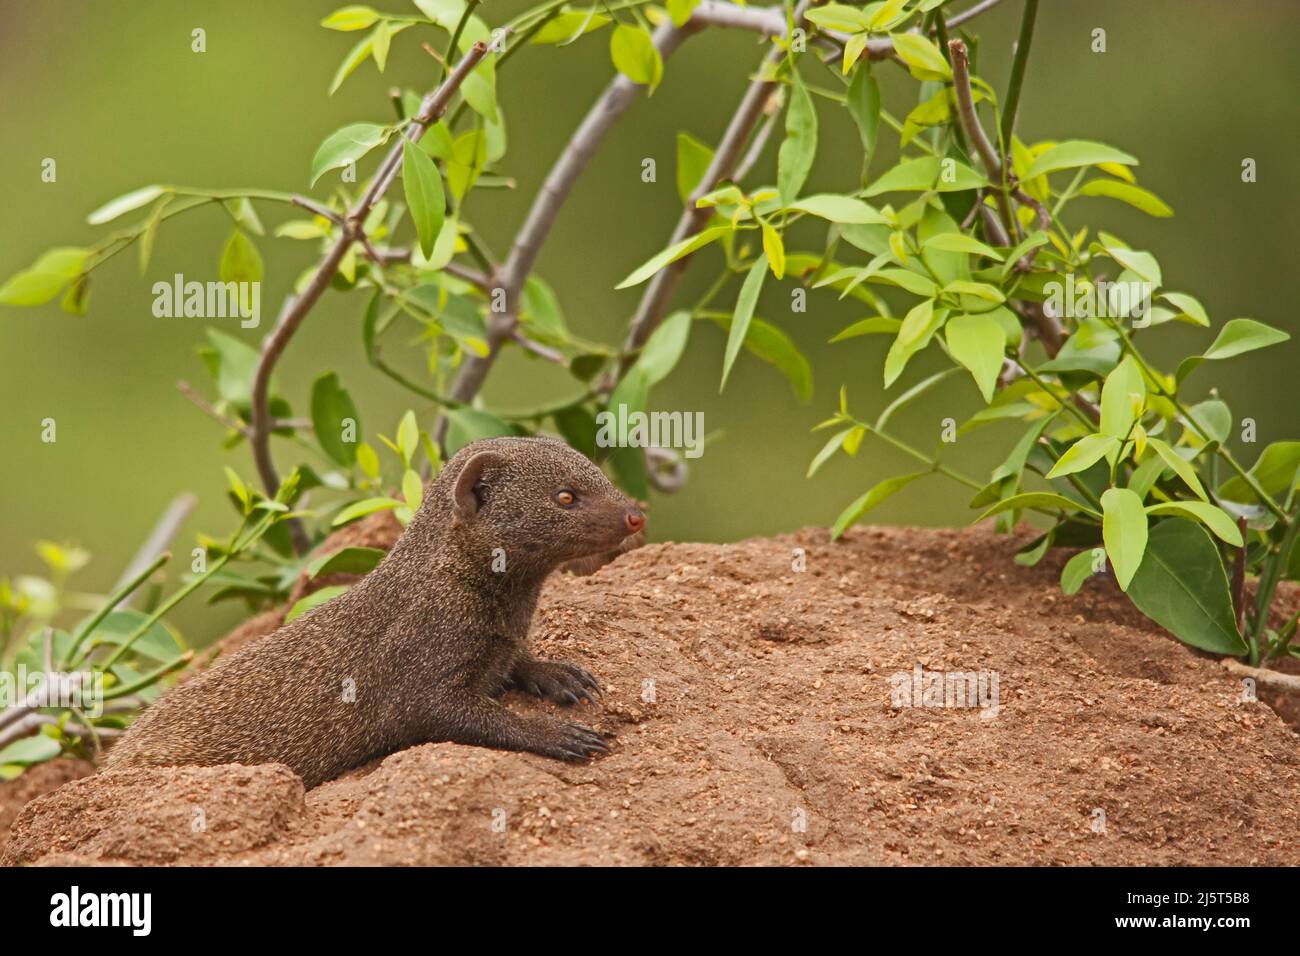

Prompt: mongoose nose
[625,509,645,534]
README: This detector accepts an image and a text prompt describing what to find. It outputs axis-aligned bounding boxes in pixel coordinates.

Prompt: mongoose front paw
[512,659,601,706]
[528,717,610,761]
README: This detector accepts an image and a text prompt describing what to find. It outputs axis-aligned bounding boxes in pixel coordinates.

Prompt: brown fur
[108,437,645,788]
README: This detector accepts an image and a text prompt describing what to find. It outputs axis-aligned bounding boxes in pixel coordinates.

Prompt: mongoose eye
[555,490,577,508]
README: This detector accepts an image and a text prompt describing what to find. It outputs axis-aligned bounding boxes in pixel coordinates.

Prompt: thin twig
[291,195,342,224]
[443,260,490,290]
[511,329,569,366]
[177,379,247,435]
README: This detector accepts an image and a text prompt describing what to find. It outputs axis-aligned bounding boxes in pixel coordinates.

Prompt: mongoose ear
[453,451,503,520]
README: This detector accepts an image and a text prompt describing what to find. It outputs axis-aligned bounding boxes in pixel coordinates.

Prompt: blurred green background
[1,0,1297,644]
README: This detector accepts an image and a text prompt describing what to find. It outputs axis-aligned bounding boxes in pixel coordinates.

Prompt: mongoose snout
[108,436,645,787]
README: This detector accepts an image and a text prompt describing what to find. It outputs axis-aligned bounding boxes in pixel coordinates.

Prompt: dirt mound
[5,526,1298,865]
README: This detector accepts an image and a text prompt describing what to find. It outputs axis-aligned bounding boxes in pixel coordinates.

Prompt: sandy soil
[3,525,1298,866]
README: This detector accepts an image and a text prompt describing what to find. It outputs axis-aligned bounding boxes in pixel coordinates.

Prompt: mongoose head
[443,436,645,573]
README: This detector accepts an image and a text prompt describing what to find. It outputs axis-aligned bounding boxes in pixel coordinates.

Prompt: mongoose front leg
[437,695,609,761]
[509,655,601,705]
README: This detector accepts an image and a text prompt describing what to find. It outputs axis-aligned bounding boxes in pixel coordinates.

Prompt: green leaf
[616,225,730,289]
[445,129,488,200]
[846,66,881,160]
[977,492,1099,523]
[86,185,165,225]
[1157,291,1208,327]
[1125,518,1246,655]
[999,231,1049,278]
[532,11,612,43]
[805,5,870,32]
[88,609,184,663]
[1077,179,1172,217]
[1103,245,1162,286]
[1101,487,1148,591]
[402,468,423,510]
[720,259,767,392]
[785,194,885,224]
[942,279,1004,303]
[0,735,61,768]
[808,428,852,478]
[1203,317,1289,361]
[876,367,959,431]
[458,47,498,123]
[308,546,385,578]
[138,196,171,274]
[637,310,692,385]
[1023,140,1139,180]
[864,156,986,197]
[777,71,818,204]
[204,328,260,406]
[1146,502,1242,547]
[1046,434,1120,480]
[610,24,663,91]
[1099,355,1145,439]
[401,138,446,258]
[867,0,910,30]
[310,122,388,186]
[1060,548,1102,596]
[1218,441,1300,503]
[890,34,951,81]
[0,247,89,306]
[285,584,350,623]
[726,316,812,402]
[883,299,945,387]
[1146,437,1207,501]
[923,233,1005,261]
[332,496,401,528]
[321,5,380,30]
[872,268,939,297]
[370,20,391,69]
[830,316,901,342]
[676,131,714,204]
[666,0,701,28]
[945,313,1005,403]
[311,372,361,466]
[219,229,263,284]
[395,409,420,465]
[1177,318,1290,384]
[832,472,928,540]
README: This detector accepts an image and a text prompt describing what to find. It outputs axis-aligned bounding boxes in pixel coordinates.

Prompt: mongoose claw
[512,659,602,706]
[531,718,611,761]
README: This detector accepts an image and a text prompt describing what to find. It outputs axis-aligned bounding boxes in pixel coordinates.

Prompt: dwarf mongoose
[108,436,646,787]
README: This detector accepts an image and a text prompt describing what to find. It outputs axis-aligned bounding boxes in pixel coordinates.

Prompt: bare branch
[1222,658,1300,694]
[949,39,1018,243]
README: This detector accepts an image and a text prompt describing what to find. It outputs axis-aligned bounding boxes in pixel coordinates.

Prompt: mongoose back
[108,436,646,787]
